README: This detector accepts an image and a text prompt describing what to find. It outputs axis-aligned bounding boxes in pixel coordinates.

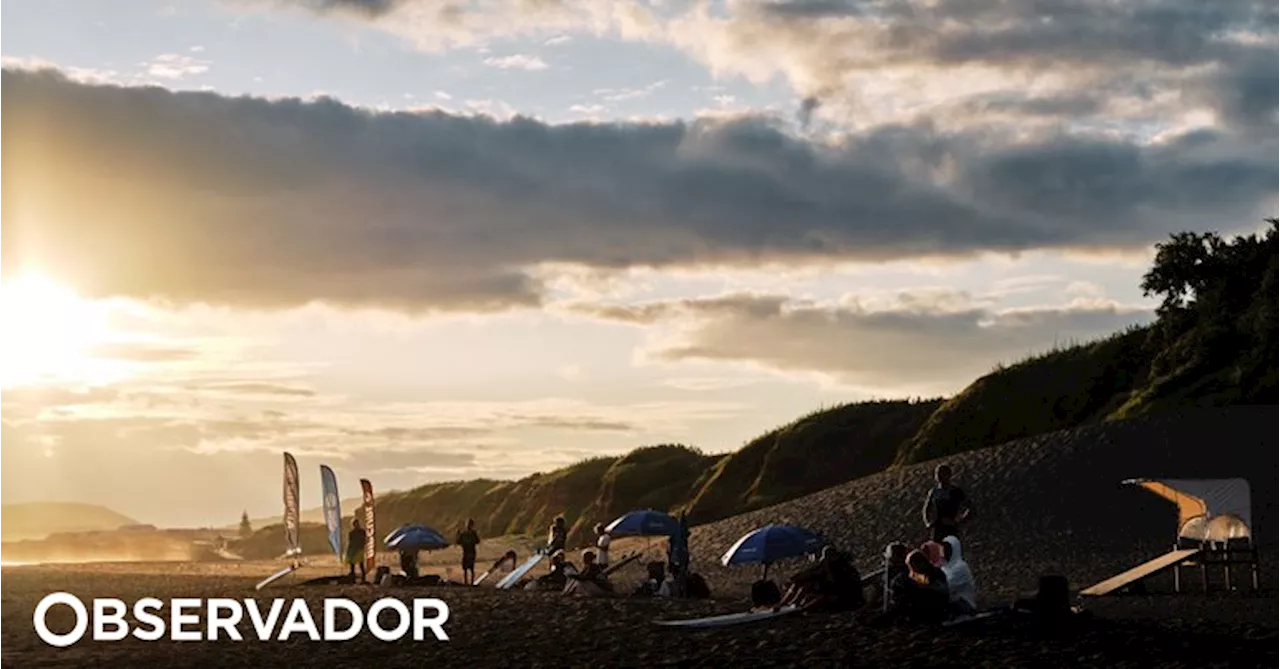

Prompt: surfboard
[255,564,299,590]
[941,610,1003,627]
[602,551,642,576]
[653,604,802,628]
[495,552,546,590]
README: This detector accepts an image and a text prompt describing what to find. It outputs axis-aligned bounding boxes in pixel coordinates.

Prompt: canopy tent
[1123,478,1253,542]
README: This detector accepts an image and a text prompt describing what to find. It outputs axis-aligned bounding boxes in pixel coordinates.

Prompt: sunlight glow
[0,274,124,387]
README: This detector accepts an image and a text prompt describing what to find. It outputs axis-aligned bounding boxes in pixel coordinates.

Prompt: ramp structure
[1078,548,1203,596]
[1080,478,1259,597]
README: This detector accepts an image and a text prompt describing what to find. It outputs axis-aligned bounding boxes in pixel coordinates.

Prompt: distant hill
[230,497,363,533]
[233,401,942,557]
[237,221,1277,560]
[1,502,138,542]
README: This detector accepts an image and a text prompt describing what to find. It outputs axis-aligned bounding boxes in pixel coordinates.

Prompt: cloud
[3,67,1274,312]
[193,381,317,397]
[263,0,1276,135]
[85,341,203,362]
[482,54,549,71]
[142,53,211,80]
[570,290,1155,394]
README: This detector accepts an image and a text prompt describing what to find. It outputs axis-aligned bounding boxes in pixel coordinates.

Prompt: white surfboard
[495,552,546,590]
[653,604,803,628]
[255,564,299,590]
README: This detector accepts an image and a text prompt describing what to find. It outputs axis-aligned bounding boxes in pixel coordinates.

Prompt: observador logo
[33,593,451,646]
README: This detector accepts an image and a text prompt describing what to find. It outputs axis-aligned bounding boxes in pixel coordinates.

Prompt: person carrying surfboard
[456,519,481,585]
[346,519,367,583]
[921,464,973,543]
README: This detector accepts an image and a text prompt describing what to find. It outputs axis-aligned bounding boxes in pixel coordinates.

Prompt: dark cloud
[2,67,1274,310]
[751,0,1273,69]
[271,0,408,17]
[572,292,1155,393]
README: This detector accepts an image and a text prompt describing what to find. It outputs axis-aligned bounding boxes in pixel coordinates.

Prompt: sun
[0,274,119,387]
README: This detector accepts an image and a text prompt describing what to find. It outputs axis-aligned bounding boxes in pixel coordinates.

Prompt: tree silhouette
[239,511,253,539]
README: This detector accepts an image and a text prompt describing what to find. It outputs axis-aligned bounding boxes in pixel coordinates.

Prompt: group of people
[339,461,977,625]
[880,464,977,623]
[748,463,978,624]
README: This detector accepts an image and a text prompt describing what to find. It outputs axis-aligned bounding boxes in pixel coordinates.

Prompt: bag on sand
[685,573,711,599]
[751,579,782,606]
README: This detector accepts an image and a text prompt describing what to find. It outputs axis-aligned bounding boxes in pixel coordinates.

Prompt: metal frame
[1171,538,1260,594]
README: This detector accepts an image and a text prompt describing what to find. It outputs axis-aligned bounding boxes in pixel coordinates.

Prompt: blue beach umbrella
[605,509,682,537]
[384,524,449,551]
[720,524,823,578]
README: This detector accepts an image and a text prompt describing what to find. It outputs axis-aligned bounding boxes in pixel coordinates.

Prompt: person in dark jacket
[345,519,367,582]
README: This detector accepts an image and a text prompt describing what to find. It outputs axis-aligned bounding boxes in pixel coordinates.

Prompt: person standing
[594,522,611,569]
[346,518,367,582]
[921,464,973,543]
[547,516,567,555]
[456,518,481,585]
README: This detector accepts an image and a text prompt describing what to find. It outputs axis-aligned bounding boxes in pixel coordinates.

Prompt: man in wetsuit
[921,464,973,543]
[346,519,367,582]
[456,519,481,585]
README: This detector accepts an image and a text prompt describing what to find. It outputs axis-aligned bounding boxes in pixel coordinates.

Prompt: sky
[1,0,1276,528]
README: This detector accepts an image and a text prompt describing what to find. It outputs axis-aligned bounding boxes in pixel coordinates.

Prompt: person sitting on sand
[566,549,614,597]
[921,464,972,543]
[751,578,783,608]
[547,517,567,555]
[940,535,977,616]
[902,549,950,624]
[534,549,577,589]
[456,519,481,586]
[920,540,947,568]
[633,561,671,597]
[594,522,611,569]
[880,542,911,611]
[777,546,865,612]
[399,547,420,580]
[346,519,367,582]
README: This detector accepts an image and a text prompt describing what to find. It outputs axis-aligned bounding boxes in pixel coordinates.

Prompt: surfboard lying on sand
[653,604,802,628]
[474,567,499,586]
[495,552,546,590]
[256,564,300,590]
[941,610,1003,627]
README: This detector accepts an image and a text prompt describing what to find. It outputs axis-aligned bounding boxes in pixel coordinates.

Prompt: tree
[239,511,253,539]
[1141,230,1225,315]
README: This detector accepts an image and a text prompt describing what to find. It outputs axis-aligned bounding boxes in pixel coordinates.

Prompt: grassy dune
[234,222,1277,560]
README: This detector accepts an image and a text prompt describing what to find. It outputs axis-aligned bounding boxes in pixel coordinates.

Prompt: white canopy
[1123,478,1253,542]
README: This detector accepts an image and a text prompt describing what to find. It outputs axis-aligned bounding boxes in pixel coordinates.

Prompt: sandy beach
[2,558,1276,668]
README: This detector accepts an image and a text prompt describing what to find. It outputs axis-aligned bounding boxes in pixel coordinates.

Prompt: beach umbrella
[605,509,682,537]
[720,524,823,578]
[384,524,449,551]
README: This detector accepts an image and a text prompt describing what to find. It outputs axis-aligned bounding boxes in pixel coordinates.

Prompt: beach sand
[3,557,1275,668]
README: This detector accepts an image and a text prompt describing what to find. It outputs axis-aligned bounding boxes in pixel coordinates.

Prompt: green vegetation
[231,401,938,557]
[235,220,1277,558]
[899,219,1277,465]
